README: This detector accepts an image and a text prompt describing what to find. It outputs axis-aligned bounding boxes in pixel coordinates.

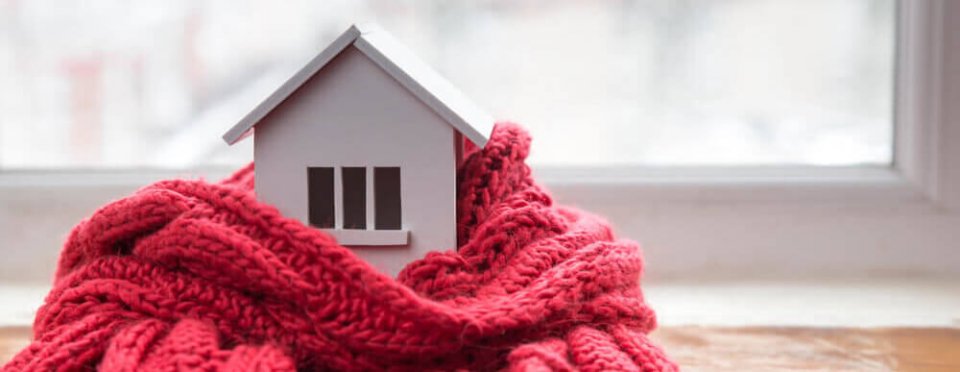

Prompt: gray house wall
[253,46,457,277]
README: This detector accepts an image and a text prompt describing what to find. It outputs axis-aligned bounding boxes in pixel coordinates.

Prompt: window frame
[307,166,337,228]
[1,0,957,283]
[339,166,368,230]
[323,166,409,245]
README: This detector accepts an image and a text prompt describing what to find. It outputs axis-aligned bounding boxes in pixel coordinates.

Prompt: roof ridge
[222,23,493,147]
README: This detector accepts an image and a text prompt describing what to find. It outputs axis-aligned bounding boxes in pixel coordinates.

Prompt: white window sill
[2,278,958,328]
[0,285,48,327]
[321,228,409,246]
[644,278,960,327]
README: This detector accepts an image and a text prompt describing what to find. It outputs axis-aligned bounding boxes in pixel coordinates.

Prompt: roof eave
[221,25,363,145]
[221,23,494,148]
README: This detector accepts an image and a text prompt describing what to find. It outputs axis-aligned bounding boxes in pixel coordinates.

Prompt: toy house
[221,24,494,276]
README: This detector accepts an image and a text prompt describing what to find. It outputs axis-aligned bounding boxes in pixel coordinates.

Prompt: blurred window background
[0,0,895,169]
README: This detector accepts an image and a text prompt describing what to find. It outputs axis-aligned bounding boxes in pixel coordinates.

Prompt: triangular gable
[222,23,494,147]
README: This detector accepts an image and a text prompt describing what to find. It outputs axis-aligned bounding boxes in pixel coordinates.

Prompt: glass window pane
[374,167,402,230]
[341,167,367,230]
[307,167,335,228]
[0,0,895,168]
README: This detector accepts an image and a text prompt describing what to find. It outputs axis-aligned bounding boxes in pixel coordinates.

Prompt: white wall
[254,46,457,277]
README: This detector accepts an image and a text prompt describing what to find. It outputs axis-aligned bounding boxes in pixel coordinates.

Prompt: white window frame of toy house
[315,166,408,246]
[0,0,958,283]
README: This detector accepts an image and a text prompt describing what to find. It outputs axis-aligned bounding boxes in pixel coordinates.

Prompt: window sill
[3,278,957,328]
[2,324,958,369]
[644,278,960,327]
[320,229,409,246]
[5,279,960,366]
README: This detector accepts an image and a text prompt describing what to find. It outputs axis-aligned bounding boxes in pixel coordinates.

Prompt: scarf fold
[4,123,676,371]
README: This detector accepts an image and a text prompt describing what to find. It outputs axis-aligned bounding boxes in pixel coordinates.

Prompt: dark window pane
[342,167,366,229]
[374,167,401,230]
[307,167,335,228]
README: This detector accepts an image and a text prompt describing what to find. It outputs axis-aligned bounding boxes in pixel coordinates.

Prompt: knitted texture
[4,123,676,371]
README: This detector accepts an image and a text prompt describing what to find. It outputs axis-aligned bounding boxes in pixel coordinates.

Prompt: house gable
[252,45,458,276]
[222,23,493,147]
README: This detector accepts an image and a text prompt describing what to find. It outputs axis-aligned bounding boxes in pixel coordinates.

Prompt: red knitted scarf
[4,123,676,371]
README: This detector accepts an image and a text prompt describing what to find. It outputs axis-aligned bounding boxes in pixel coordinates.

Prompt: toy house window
[308,166,401,231]
[307,167,335,228]
[374,167,402,230]
[341,167,367,229]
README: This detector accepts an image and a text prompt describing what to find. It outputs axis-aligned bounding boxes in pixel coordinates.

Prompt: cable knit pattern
[3,123,676,371]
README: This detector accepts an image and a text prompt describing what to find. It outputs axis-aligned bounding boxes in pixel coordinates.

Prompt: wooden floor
[2,326,958,371]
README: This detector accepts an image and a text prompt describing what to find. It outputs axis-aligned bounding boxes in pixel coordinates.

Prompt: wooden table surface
[2,326,958,371]
[654,326,960,371]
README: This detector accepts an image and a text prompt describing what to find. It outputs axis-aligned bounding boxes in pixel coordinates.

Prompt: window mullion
[366,166,375,231]
[333,166,343,230]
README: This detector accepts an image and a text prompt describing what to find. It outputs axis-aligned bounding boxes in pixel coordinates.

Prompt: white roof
[222,23,494,147]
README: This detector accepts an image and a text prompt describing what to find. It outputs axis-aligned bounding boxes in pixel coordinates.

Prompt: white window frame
[323,166,409,246]
[1,0,957,282]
